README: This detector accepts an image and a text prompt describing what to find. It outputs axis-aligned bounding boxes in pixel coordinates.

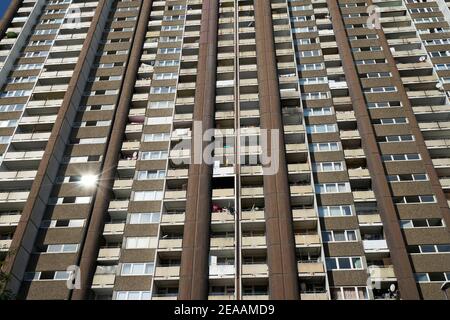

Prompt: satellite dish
[419,56,427,62]
[389,284,396,292]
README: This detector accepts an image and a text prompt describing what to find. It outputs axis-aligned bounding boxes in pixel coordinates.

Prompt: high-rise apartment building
[0,0,449,301]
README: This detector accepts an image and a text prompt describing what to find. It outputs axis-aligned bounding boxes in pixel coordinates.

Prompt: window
[408,244,450,254]
[315,183,351,194]
[149,101,174,109]
[41,219,85,228]
[400,218,444,229]
[46,244,78,253]
[319,205,353,217]
[373,117,407,125]
[378,135,414,143]
[132,191,163,201]
[154,73,178,80]
[326,257,363,270]
[128,212,161,224]
[140,151,168,160]
[382,154,421,161]
[307,124,337,134]
[115,291,151,300]
[304,107,333,116]
[0,90,31,98]
[364,86,397,93]
[313,162,344,172]
[136,170,166,180]
[121,263,154,276]
[301,92,329,100]
[24,271,72,281]
[143,133,170,142]
[146,117,172,125]
[394,195,436,204]
[310,142,340,152]
[415,272,450,283]
[125,237,157,249]
[49,197,91,205]
[299,50,321,58]
[387,174,428,182]
[299,63,324,71]
[0,104,24,112]
[322,230,357,242]
[367,101,401,109]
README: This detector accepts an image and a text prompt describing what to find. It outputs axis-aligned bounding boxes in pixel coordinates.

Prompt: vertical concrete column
[368,0,450,232]
[327,0,420,299]
[254,0,300,300]
[2,0,115,296]
[178,0,219,300]
[71,0,154,300]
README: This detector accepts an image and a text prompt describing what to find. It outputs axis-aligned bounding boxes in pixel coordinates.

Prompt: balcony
[368,265,396,281]
[212,188,234,199]
[166,169,188,179]
[158,239,182,250]
[290,185,314,196]
[0,170,36,188]
[0,239,12,252]
[154,266,180,279]
[0,191,29,210]
[209,264,235,277]
[363,240,389,253]
[358,214,382,226]
[297,262,325,274]
[91,274,115,291]
[113,179,133,191]
[242,295,269,300]
[241,210,265,221]
[288,163,310,174]
[348,168,370,180]
[211,211,234,223]
[97,248,121,262]
[353,190,376,202]
[241,166,263,176]
[292,209,317,220]
[295,234,321,246]
[161,213,185,224]
[103,223,125,241]
[164,190,186,200]
[210,237,235,249]
[344,149,365,159]
[300,292,328,300]
[242,264,269,277]
[241,187,264,198]
[340,130,360,140]
[209,295,234,300]
[241,236,266,248]
[439,178,450,189]
[108,200,129,213]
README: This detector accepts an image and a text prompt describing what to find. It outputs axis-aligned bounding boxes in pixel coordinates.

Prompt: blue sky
[0,1,12,19]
